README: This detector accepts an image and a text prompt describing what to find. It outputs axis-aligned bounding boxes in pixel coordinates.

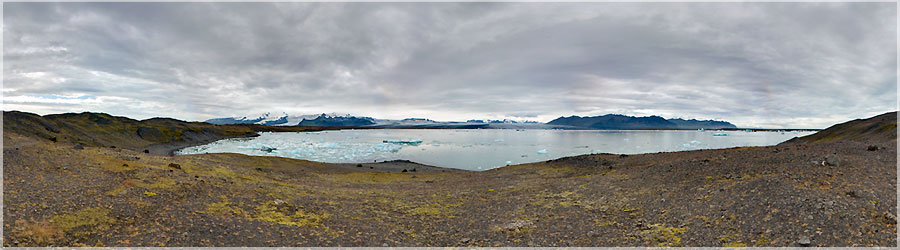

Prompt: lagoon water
[176,129,814,171]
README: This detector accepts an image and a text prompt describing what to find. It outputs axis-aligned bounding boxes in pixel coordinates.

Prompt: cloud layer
[4,3,896,128]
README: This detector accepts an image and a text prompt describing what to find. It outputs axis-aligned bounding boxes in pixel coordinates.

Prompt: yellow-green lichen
[253,203,327,227]
[49,207,115,232]
[723,242,748,247]
[205,196,327,228]
[720,233,748,247]
[205,195,247,216]
[640,224,687,247]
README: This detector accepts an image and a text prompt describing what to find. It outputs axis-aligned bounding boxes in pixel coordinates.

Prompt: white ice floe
[537,149,548,154]
[374,143,402,152]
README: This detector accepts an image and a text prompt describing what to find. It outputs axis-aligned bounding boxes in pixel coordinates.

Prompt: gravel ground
[3,112,896,247]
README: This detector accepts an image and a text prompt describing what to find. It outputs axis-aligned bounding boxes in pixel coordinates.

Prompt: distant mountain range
[204,112,315,126]
[297,114,376,127]
[204,113,496,129]
[204,112,736,129]
[547,114,736,129]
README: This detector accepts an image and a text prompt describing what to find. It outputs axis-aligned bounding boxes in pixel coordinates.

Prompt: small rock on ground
[799,236,811,246]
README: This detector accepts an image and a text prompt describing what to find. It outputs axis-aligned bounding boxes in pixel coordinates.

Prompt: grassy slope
[2,111,897,247]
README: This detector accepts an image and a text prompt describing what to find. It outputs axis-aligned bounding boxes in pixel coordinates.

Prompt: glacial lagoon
[176,129,815,171]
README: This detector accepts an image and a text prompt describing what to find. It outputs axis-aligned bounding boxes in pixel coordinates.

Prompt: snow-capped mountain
[204,113,562,129]
[204,112,279,125]
[205,112,372,126]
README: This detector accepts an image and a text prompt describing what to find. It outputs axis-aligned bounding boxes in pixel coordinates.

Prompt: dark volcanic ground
[2,111,897,247]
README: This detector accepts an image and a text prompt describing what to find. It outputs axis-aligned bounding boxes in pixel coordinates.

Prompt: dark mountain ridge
[547,114,736,130]
[297,114,376,126]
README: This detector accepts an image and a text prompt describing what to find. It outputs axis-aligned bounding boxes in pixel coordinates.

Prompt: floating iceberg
[238,145,277,153]
[537,149,548,154]
[374,143,402,152]
[506,161,512,165]
[383,139,423,145]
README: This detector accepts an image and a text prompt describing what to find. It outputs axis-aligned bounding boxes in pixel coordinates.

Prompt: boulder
[824,154,841,166]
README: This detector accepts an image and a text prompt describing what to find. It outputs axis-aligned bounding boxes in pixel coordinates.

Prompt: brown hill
[785,111,897,144]
[2,111,354,155]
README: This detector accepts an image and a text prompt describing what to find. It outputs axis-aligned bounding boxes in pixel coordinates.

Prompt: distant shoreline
[249,125,821,132]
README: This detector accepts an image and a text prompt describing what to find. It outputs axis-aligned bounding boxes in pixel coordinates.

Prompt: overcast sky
[3,2,896,128]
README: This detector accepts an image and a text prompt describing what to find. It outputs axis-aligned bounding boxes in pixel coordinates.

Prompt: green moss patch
[49,207,115,232]
[641,224,687,247]
[205,196,327,228]
[253,203,327,227]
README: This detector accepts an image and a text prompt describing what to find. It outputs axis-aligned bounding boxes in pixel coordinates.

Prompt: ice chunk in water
[238,145,276,153]
[375,143,402,152]
[537,149,548,154]
[383,139,423,145]
[506,161,512,165]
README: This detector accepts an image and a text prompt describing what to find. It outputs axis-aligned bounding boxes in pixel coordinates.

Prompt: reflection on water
[176,129,814,171]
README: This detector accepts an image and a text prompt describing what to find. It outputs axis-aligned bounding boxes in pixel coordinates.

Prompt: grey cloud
[3,2,896,128]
